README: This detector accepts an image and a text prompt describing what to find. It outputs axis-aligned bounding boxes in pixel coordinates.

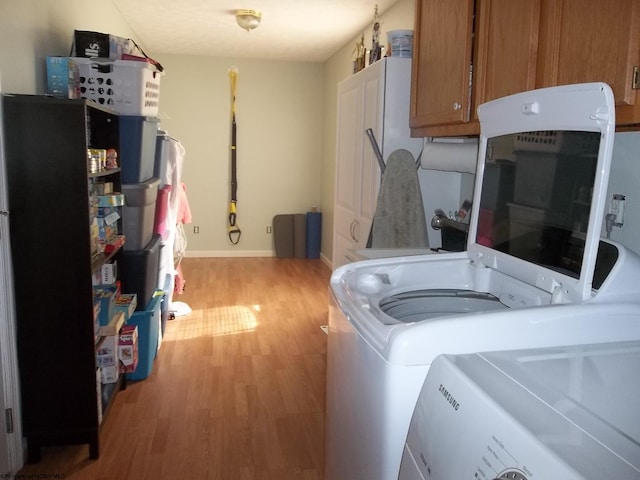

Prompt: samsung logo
[438,384,460,411]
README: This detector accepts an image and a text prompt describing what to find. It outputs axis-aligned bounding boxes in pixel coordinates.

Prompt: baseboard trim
[184,250,332,270]
[185,250,274,258]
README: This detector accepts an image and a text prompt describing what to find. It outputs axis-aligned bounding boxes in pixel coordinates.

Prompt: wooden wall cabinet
[409,0,475,131]
[410,0,640,137]
[537,0,640,126]
[3,95,123,462]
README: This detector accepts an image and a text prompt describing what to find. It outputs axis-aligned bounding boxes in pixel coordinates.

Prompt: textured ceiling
[112,0,400,63]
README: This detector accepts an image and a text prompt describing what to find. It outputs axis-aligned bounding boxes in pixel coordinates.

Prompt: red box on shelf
[119,325,139,374]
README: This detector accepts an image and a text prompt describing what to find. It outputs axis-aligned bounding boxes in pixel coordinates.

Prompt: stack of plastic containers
[68,52,166,382]
[119,115,163,381]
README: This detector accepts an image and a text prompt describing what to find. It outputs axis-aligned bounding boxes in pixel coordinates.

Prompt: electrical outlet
[193,225,200,234]
[610,194,626,226]
[266,226,272,234]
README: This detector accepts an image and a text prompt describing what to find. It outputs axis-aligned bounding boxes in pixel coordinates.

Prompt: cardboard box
[46,57,80,99]
[97,193,125,207]
[93,286,116,327]
[119,325,139,374]
[101,261,118,285]
[115,293,137,322]
[96,368,103,424]
[98,310,125,338]
[93,300,101,340]
[100,364,119,384]
[96,334,118,367]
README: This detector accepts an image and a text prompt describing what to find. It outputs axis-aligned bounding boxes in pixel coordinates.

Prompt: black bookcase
[3,94,123,462]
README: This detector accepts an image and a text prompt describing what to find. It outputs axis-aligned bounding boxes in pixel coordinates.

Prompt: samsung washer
[325,83,640,480]
[400,340,640,480]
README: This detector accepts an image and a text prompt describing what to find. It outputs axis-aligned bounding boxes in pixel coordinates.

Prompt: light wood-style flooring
[18,257,332,479]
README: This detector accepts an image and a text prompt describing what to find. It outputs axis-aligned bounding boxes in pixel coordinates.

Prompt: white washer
[400,341,640,479]
[325,83,640,480]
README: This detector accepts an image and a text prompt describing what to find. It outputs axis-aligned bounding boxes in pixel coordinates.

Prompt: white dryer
[325,83,640,480]
[400,341,640,479]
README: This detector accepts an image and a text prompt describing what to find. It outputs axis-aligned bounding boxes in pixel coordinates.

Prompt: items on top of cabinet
[74,58,161,116]
[72,30,137,61]
[387,30,413,58]
[47,30,164,115]
[71,30,164,71]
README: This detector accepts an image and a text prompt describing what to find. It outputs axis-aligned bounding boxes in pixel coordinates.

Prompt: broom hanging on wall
[228,66,242,245]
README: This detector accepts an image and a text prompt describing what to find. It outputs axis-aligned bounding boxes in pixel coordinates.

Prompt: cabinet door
[472,0,542,120]
[538,0,639,115]
[359,68,383,249]
[410,0,475,131]
[333,81,363,268]
[332,63,385,268]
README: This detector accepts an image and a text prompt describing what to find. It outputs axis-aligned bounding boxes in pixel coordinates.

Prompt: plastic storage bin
[154,130,170,186]
[121,234,161,310]
[120,116,160,184]
[75,58,161,116]
[122,177,160,251]
[126,292,163,381]
[154,185,172,240]
[387,30,414,57]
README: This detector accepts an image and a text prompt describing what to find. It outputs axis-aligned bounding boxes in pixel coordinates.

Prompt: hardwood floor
[18,257,332,479]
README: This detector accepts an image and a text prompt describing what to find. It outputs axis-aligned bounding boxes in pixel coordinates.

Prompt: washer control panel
[400,345,640,480]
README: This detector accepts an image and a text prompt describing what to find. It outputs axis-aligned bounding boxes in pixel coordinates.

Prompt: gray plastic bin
[122,177,160,251]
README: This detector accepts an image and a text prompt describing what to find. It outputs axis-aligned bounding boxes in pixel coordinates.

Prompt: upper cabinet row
[410,0,640,137]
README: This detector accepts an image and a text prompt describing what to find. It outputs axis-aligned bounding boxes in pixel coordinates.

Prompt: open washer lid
[467,83,616,303]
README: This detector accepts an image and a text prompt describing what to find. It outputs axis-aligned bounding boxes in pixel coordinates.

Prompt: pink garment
[176,181,192,225]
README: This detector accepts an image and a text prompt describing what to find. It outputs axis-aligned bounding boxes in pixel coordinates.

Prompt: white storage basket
[75,58,161,116]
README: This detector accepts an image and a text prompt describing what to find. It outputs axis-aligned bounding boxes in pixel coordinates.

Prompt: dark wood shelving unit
[3,94,124,462]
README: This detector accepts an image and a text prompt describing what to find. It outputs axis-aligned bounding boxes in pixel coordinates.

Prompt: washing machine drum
[379,289,508,323]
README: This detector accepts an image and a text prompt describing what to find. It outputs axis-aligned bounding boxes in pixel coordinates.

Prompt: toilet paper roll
[421,138,479,174]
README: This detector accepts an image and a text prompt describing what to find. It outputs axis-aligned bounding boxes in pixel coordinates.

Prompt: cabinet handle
[453,102,462,111]
[353,220,359,243]
[350,219,360,242]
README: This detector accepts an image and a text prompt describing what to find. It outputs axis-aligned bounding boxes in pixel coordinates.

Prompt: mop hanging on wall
[227,66,241,245]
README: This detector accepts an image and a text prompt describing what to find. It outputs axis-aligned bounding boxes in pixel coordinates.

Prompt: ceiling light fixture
[236,9,262,31]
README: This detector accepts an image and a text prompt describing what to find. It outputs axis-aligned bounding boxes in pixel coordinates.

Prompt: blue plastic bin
[154,130,170,186]
[126,291,163,381]
[119,116,160,184]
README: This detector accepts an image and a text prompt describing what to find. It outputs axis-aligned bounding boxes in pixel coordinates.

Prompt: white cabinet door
[359,66,384,247]
[332,62,383,269]
[332,58,423,269]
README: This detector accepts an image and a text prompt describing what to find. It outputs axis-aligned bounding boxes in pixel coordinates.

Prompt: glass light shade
[236,9,262,31]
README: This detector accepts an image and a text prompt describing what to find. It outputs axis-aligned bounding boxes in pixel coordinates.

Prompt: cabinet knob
[453,102,462,110]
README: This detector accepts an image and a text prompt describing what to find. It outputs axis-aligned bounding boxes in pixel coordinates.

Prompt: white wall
[0,0,141,94]
[157,55,324,255]
[604,132,640,255]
